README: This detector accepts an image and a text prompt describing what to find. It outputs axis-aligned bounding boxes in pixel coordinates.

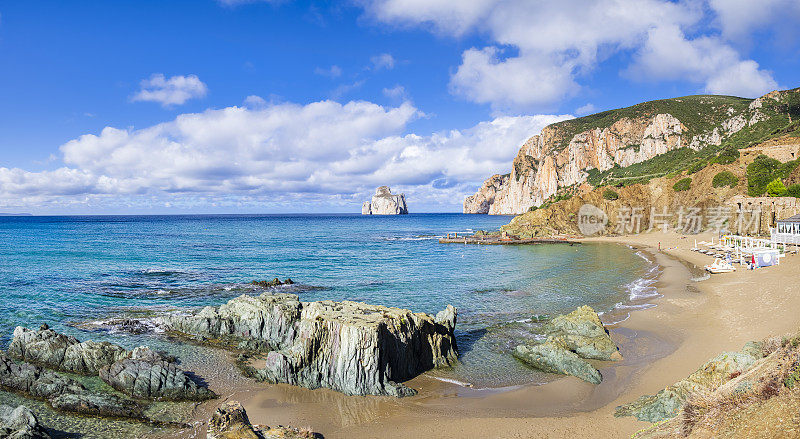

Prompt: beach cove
[172,230,800,438]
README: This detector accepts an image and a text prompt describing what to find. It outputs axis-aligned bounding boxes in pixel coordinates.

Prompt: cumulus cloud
[0,99,569,211]
[131,74,208,107]
[358,0,780,109]
[626,25,777,97]
[382,85,407,99]
[370,53,396,70]
[575,103,596,116]
[708,0,800,42]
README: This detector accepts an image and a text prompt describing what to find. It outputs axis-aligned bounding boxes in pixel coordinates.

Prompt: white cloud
[370,53,396,70]
[358,0,780,109]
[382,85,407,99]
[314,65,343,78]
[0,99,569,211]
[708,0,800,42]
[575,103,596,116]
[626,25,777,97]
[131,74,208,107]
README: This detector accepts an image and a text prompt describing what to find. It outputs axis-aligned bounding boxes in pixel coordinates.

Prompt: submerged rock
[49,393,144,419]
[251,278,294,288]
[361,186,408,215]
[615,341,765,422]
[542,305,622,361]
[9,324,128,375]
[99,347,215,401]
[207,400,319,439]
[159,293,457,396]
[0,405,51,439]
[513,342,602,384]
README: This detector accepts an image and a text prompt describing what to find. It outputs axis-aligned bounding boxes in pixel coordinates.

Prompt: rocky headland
[513,306,620,384]
[465,88,800,217]
[362,186,408,215]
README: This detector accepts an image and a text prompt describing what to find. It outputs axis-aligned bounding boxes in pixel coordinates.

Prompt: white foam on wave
[429,376,474,387]
[382,235,441,241]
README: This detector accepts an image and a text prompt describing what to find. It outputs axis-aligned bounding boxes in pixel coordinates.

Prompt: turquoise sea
[0,214,658,388]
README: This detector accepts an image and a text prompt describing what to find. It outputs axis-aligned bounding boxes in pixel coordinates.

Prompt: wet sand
[171,231,800,439]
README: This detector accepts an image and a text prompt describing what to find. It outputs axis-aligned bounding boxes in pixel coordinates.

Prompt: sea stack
[362,186,408,215]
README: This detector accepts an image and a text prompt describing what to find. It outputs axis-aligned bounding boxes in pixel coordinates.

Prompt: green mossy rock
[513,341,602,384]
[542,305,622,361]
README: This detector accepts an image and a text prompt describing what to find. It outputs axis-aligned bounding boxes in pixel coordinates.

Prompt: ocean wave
[428,376,474,387]
[381,235,441,241]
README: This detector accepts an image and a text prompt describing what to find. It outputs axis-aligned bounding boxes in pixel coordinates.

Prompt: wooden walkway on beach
[438,236,580,245]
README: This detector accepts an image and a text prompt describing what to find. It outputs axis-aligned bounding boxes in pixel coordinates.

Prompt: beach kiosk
[772,214,800,247]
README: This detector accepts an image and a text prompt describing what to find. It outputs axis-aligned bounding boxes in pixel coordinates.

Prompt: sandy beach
[170,231,799,439]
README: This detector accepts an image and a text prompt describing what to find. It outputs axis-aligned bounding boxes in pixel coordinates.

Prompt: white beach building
[771,214,800,246]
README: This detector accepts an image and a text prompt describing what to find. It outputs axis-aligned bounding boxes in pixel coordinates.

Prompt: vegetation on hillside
[746,155,800,196]
[602,188,619,200]
[673,177,692,192]
[712,171,738,188]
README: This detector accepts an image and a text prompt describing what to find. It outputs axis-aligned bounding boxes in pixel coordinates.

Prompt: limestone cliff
[466,89,799,214]
[362,186,408,215]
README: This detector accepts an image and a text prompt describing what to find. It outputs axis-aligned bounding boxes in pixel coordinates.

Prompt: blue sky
[1,0,798,214]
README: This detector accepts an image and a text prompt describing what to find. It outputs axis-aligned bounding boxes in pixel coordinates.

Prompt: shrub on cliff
[687,160,707,174]
[747,155,799,196]
[788,184,800,198]
[766,179,788,197]
[602,188,619,200]
[673,178,691,192]
[712,171,738,188]
[712,146,740,165]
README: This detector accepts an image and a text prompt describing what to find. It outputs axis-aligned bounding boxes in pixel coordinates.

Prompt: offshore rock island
[362,186,408,215]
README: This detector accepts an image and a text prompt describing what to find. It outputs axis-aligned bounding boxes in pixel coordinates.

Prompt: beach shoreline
[156,230,800,439]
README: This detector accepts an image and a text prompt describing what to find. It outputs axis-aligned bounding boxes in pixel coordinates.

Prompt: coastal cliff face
[466,89,797,214]
[362,186,408,215]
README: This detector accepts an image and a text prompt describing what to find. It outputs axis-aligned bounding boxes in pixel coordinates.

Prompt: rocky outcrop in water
[542,305,622,361]
[362,186,408,215]
[513,306,619,384]
[615,340,766,423]
[99,346,215,401]
[514,342,602,384]
[0,405,50,439]
[207,400,319,439]
[0,351,144,419]
[10,324,128,375]
[157,293,457,396]
[8,325,215,402]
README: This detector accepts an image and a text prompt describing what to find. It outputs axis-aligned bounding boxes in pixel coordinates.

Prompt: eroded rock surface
[615,341,765,422]
[543,305,621,361]
[362,186,408,215]
[158,293,458,396]
[9,324,128,375]
[513,342,602,384]
[99,346,215,401]
[0,405,51,439]
[513,306,618,383]
[0,352,144,419]
[207,400,319,439]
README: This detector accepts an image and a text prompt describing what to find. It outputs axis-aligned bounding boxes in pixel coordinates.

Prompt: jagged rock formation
[513,306,619,384]
[154,293,457,396]
[466,88,800,214]
[0,351,144,419]
[362,186,408,215]
[99,346,215,401]
[9,325,215,402]
[463,174,508,214]
[0,405,50,439]
[10,324,128,375]
[207,400,318,439]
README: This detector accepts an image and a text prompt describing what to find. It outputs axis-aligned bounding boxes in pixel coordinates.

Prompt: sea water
[0,214,657,389]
